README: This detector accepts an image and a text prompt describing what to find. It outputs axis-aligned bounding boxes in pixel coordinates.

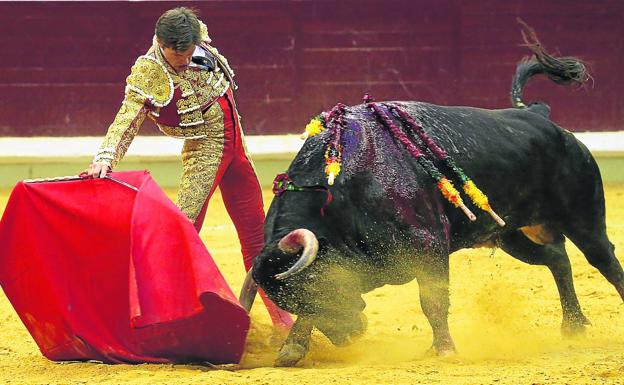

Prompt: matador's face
[159,44,194,72]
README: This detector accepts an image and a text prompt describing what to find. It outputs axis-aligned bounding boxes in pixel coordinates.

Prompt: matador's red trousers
[177,90,292,329]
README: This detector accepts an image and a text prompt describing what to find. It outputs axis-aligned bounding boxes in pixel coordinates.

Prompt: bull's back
[389,101,590,248]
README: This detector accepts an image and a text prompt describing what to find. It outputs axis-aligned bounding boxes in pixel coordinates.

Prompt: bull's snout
[275,228,319,280]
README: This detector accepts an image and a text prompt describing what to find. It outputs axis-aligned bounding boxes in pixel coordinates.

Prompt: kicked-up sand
[1,183,624,384]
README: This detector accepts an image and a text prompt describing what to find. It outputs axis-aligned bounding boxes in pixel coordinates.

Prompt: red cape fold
[0,170,249,364]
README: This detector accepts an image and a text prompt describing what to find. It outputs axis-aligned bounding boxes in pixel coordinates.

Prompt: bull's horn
[239,268,258,312]
[275,229,319,280]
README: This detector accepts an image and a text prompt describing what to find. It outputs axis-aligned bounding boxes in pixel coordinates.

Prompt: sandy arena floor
[1,183,624,384]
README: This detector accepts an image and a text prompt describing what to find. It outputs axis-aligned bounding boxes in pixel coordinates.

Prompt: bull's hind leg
[415,255,456,355]
[563,226,624,302]
[555,168,624,302]
[500,230,590,335]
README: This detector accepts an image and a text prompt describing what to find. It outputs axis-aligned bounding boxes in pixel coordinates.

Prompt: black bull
[241,43,624,367]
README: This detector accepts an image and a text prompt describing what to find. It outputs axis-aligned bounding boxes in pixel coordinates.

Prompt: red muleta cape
[0,170,249,364]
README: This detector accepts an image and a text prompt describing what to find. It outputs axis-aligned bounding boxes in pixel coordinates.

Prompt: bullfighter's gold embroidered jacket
[94,22,237,168]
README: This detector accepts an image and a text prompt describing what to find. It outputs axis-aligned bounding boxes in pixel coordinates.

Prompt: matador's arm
[93,90,148,169]
[93,55,173,169]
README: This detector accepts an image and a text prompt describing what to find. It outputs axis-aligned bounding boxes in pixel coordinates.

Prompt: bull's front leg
[415,256,456,356]
[275,316,313,367]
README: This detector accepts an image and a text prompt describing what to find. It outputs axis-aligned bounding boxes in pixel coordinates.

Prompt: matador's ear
[199,21,212,44]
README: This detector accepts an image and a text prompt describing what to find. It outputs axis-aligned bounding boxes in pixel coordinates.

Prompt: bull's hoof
[275,343,307,367]
[562,315,591,338]
[424,340,457,358]
[424,346,457,358]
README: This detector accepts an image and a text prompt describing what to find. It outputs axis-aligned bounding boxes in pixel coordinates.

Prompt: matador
[87,8,291,329]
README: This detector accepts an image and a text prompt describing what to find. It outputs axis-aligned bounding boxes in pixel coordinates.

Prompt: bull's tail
[510,19,589,109]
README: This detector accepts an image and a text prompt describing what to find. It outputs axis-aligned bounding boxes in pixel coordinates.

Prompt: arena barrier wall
[0,133,622,189]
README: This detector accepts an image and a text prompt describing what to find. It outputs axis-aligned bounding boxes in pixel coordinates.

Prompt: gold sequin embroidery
[95,90,148,168]
[180,108,205,127]
[125,56,173,107]
[178,80,194,97]
[174,68,229,110]
[176,93,201,114]
[176,104,226,221]
[157,122,204,138]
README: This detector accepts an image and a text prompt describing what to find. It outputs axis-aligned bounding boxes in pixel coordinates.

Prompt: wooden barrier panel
[0,0,622,136]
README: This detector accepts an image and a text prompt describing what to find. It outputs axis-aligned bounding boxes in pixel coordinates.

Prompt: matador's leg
[218,94,293,329]
[176,134,227,228]
[219,145,293,329]
[177,96,292,329]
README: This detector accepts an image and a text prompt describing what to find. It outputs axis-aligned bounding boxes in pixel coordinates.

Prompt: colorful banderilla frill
[299,94,504,226]
[323,104,347,185]
[389,105,505,226]
[301,114,326,139]
[367,102,477,222]
[300,105,345,185]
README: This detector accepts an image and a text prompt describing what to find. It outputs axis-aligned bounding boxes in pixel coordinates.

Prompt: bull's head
[243,224,367,345]
[239,122,397,346]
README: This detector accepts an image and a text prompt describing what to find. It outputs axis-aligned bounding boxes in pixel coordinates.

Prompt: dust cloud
[1,184,624,384]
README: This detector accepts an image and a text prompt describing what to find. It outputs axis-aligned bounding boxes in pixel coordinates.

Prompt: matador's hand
[85,162,111,179]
